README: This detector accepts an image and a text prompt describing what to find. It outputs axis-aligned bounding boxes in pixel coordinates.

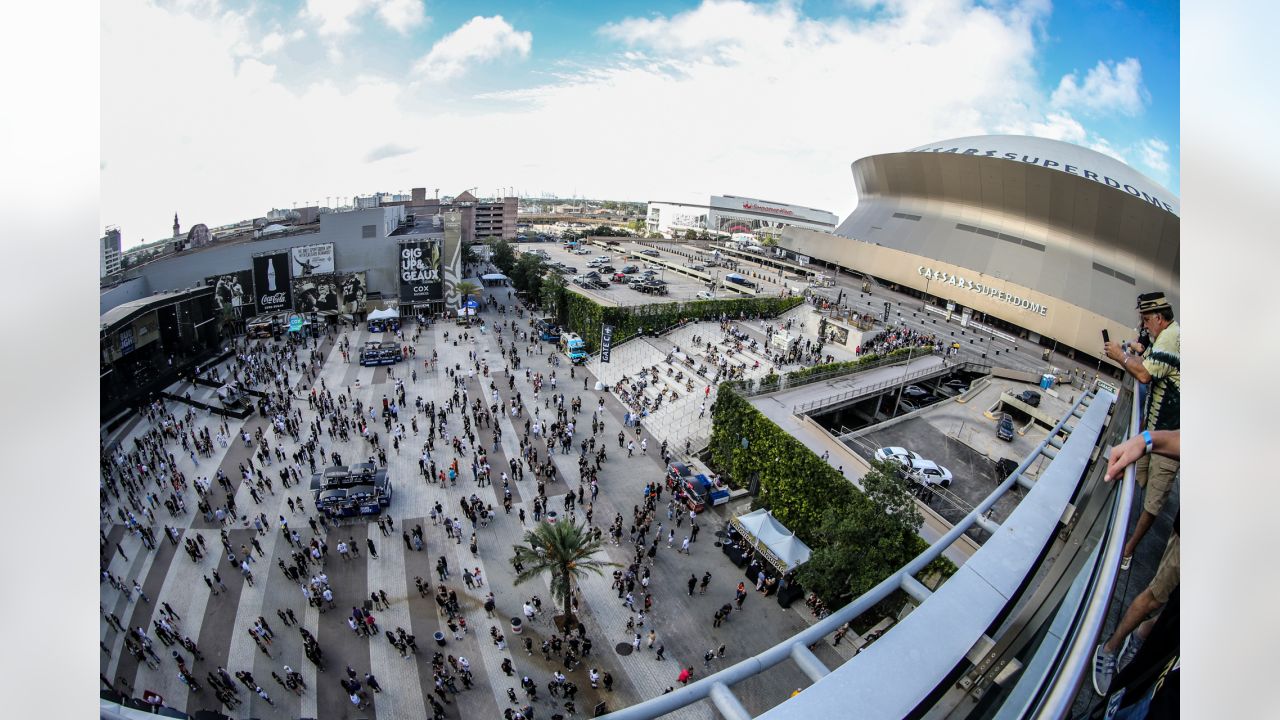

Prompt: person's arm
[1103,341,1153,383]
[1105,429,1179,481]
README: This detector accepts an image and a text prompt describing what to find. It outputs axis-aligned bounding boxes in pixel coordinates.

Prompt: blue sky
[102,0,1178,246]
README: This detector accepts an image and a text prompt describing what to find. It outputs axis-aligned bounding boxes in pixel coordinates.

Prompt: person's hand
[1105,434,1146,482]
[1102,340,1125,362]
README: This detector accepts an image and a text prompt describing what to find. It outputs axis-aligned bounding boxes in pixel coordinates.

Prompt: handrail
[1036,380,1138,716]
[600,390,1097,720]
[791,360,991,414]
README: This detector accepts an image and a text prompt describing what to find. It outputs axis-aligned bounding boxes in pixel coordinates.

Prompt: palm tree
[455,280,480,301]
[511,520,616,631]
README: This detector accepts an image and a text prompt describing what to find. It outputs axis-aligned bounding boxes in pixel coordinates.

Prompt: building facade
[646,195,837,239]
[103,205,455,318]
[779,135,1179,361]
[101,227,122,278]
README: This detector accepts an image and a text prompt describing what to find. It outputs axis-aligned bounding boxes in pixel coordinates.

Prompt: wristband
[1141,430,1153,455]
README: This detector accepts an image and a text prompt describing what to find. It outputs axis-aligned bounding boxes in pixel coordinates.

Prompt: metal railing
[601,390,1101,720]
[791,360,990,414]
[1032,381,1138,716]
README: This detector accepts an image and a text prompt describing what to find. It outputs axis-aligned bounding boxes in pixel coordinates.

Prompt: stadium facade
[779,135,1179,360]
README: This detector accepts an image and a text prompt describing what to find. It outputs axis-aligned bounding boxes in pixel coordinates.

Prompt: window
[362,224,376,238]
[892,212,922,221]
[954,223,1045,252]
[1092,262,1136,285]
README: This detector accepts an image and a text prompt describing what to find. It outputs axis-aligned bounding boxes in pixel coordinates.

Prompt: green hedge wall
[708,386,857,534]
[708,384,957,606]
[555,292,802,353]
[785,344,933,383]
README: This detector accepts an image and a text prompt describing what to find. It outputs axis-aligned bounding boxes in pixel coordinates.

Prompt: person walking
[678,667,693,685]
[687,574,697,596]
[367,537,379,559]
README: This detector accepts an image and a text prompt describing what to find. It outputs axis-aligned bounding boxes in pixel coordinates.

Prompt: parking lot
[844,376,1077,531]
[516,239,794,305]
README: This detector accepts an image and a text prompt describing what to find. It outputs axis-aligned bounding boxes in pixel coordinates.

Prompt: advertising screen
[205,270,256,317]
[398,240,443,302]
[290,242,335,276]
[252,251,293,313]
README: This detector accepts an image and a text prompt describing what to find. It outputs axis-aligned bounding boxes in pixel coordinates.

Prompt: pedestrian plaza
[99,280,862,719]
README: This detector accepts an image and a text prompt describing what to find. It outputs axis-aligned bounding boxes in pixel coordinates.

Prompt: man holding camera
[1103,291,1180,570]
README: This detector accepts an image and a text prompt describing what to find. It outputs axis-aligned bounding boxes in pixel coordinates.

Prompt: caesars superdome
[778,134,1179,360]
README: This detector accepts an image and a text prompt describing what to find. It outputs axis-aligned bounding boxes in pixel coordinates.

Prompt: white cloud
[1137,137,1170,174]
[1028,112,1087,143]
[300,0,425,37]
[413,16,532,82]
[103,0,1175,244]
[1050,57,1148,117]
[375,0,425,34]
[365,143,417,162]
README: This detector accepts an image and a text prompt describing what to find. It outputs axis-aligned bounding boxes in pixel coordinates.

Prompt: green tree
[795,460,923,603]
[759,235,779,247]
[683,229,698,240]
[541,272,567,319]
[491,239,517,275]
[511,520,616,631]
[511,254,546,296]
[455,281,480,305]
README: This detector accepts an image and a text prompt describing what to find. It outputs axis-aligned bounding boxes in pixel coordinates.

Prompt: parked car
[611,272,628,283]
[599,265,616,274]
[695,291,715,300]
[587,258,607,267]
[873,447,922,467]
[595,256,611,262]
[1018,390,1041,407]
[902,385,930,399]
[907,458,954,487]
[997,413,1015,441]
[573,248,591,255]
[943,378,969,391]
[641,249,660,257]
[899,399,919,412]
[621,265,639,274]
[562,265,578,274]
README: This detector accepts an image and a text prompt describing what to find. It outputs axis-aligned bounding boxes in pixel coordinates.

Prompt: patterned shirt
[1142,321,1180,431]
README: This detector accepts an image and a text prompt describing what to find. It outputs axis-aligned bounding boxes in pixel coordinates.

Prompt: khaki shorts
[1136,453,1179,516]
[1147,531,1180,604]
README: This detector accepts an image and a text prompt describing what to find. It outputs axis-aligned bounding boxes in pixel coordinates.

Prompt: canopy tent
[367,307,400,320]
[730,509,812,571]
[481,273,508,281]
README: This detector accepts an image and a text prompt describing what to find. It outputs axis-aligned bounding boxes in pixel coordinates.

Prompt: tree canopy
[511,520,616,628]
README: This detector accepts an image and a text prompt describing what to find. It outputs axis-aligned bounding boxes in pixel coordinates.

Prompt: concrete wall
[100,276,152,316]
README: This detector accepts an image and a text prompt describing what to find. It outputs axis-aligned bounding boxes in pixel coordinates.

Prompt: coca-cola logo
[260,292,287,304]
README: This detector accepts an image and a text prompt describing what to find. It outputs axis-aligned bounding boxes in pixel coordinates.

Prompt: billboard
[205,270,256,317]
[398,240,443,302]
[291,242,335,276]
[252,251,292,313]
[292,271,367,316]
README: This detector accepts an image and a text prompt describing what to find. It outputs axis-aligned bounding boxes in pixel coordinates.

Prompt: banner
[291,271,367,316]
[600,324,615,364]
[205,270,256,317]
[252,252,292,313]
[882,301,890,323]
[398,240,443,302]
[291,242,335,276]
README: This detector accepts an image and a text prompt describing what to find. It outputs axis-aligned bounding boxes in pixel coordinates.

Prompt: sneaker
[1118,632,1144,669]
[1092,644,1117,696]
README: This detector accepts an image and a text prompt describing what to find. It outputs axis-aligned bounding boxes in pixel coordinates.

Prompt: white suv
[873,447,922,467]
[907,458,954,487]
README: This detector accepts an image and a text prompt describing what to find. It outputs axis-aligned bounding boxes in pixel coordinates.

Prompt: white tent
[367,307,400,320]
[731,508,812,571]
[481,273,508,281]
